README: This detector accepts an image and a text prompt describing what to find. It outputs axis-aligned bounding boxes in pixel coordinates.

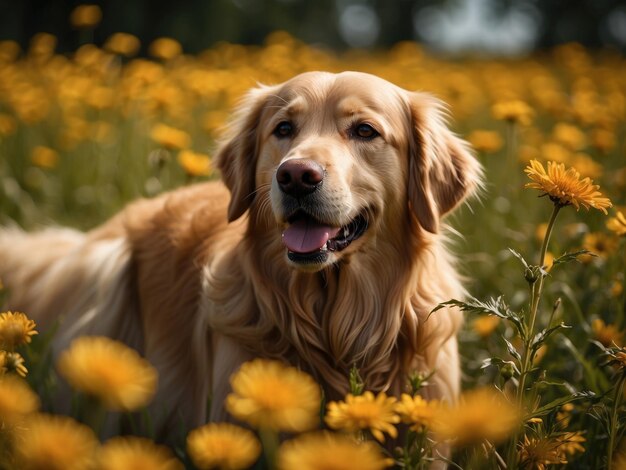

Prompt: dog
[0,71,482,440]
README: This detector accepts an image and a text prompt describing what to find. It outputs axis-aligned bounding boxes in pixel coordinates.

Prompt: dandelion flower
[57,336,157,411]
[607,211,626,237]
[555,431,585,456]
[0,311,37,348]
[518,435,568,469]
[325,391,400,443]
[187,422,261,470]
[2,351,28,377]
[467,130,503,154]
[149,38,182,61]
[592,319,623,347]
[395,394,439,432]
[69,4,102,29]
[492,99,534,125]
[524,160,612,214]
[277,431,393,470]
[226,359,321,432]
[0,375,39,424]
[150,123,191,150]
[432,387,522,446]
[16,414,98,470]
[472,315,500,338]
[98,436,183,470]
[104,33,140,57]
[582,232,619,261]
[31,145,59,169]
[177,150,212,177]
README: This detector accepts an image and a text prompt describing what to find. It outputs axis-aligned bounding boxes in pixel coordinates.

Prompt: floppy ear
[407,92,482,233]
[215,85,278,222]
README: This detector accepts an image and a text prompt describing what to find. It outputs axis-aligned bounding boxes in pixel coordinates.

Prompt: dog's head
[216,71,481,271]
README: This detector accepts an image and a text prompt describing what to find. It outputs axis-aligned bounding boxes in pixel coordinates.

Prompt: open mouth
[281,211,369,264]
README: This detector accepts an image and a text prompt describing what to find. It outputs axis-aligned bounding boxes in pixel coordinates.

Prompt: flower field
[0,22,625,470]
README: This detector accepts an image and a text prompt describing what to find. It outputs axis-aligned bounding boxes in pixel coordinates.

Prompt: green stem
[259,427,279,470]
[507,204,561,468]
[607,373,626,470]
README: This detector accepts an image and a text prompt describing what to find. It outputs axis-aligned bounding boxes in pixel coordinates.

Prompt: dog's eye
[273,121,294,138]
[353,123,379,140]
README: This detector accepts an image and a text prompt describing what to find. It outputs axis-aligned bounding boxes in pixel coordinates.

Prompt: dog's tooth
[343,227,350,238]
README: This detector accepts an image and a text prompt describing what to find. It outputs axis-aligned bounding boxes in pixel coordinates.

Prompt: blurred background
[2,0,626,55]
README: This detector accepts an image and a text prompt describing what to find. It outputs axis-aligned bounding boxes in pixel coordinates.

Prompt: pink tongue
[282,219,340,253]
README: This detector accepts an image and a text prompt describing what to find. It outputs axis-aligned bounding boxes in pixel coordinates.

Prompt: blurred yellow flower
[394,394,440,432]
[0,113,17,137]
[591,128,616,153]
[0,375,39,424]
[98,436,183,470]
[552,122,587,151]
[472,315,500,338]
[467,130,503,154]
[151,123,191,150]
[178,150,212,177]
[325,391,400,443]
[149,37,182,61]
[0,39,20,62]
[607,211,626,237]
[277,431,393,470]
[57,336,158,411]
[524,160,612,214]
[226,359,321,432]
[432,387,522,446]
[31,145,59,169]
[186,422,261,470]
[104,33,140,57]
[555,403,574,429]
[16,414,98,470]
[592,318,623,347]
[540,142,570,163]
[556,431,586,456]
[69,4,102,29]
[29,32,57,58]
[0,311,37,349]
[1,351,28,377]
[492,99,534,125]
[582,232,619,261]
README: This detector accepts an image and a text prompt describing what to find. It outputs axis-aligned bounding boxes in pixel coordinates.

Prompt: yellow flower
[1,351,28,377]
[0,39,20,62]
[492,99,534,125]
[31,145,59,169]
[555,403,574,429]
[16,414,98,470]
[57,336,158,411]
[149,37,182,60]
[0,311,37,349]
[467,130,503,154]
[591,128,615,153]
[104,33,140,57]
[607,211,626,237]
[592,318,623,347]
[0,113,17,137]
[518,434,568,469]
[325,391,400,443]
[0,375,39,424]
[98,436,183,470]
[226,359,321,432]
[582,232,619,261]
[524,160,612,214]
[150,123,191,150]
[178,150,212,177]
[277,431,393,470]
[552,122,587,151]
[556,431,585,456]
[432,387,522,446]
[395,394,439,432]
[186,422,261,470]
[69,4,102,29]
[472,315,500,338]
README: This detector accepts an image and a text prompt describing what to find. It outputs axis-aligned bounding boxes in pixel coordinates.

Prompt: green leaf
[551,249,594,268]
[530,322,571,353]
[503,337,522,363]
[526,391,596,419]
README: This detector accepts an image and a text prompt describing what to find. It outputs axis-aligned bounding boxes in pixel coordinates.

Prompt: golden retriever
[0,71,481,439]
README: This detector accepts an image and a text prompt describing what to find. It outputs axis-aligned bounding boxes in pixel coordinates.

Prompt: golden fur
[0,71,482,439]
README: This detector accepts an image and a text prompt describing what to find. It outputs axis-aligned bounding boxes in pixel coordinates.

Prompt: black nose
[276,159,324,197]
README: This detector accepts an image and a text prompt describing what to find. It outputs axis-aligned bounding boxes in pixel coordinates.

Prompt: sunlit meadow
[0,8,625,469]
